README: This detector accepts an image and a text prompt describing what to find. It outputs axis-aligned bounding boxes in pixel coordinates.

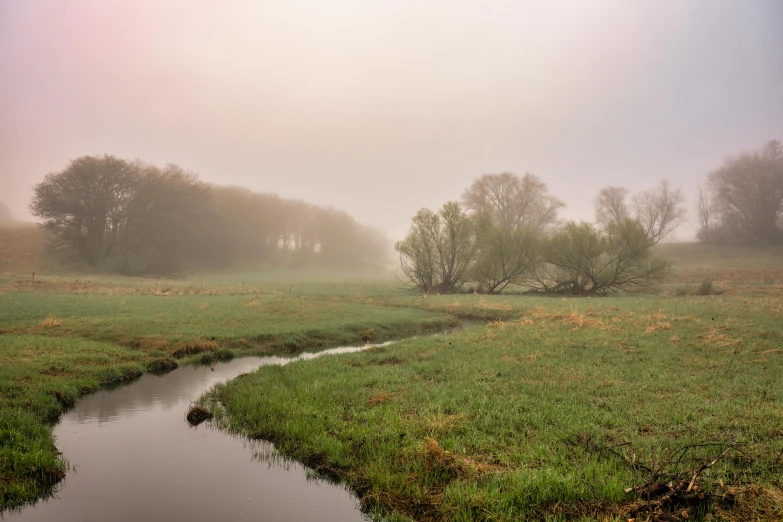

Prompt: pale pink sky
[1,0,782,239]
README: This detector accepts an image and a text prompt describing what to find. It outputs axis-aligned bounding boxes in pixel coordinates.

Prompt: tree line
[396,138,782,295]
[30,155,387,274]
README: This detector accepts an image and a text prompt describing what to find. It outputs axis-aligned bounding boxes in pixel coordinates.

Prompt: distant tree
[532,220,669,295]
[707,140,783,244]
[395,202,477,293]
[631,180,687,244]
[460,172,561,293]
[462,172,563,233]
[471,216,539,293]
[0,201,14,224]
[31,155,138,265]
[200,186,387,271]
[112,163,208,274]
[594,181,686,244]
[594,186,630,229]
[695,177,713,242]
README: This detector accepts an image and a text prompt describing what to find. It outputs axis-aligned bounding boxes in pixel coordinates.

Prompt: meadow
[1,229,781,520]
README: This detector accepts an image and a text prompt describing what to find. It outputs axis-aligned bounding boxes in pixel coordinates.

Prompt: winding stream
[3,341,412,522]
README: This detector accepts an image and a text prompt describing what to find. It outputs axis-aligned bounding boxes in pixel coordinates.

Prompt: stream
[3,340,415,522]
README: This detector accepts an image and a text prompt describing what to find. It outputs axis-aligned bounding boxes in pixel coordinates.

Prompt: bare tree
[695,177,713,242]
[631,180,687,244]
[462,172,563,233]
[594,186,630,229]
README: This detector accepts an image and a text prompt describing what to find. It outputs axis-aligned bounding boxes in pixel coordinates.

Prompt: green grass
[0,335,154,506]
[202,294,783,521]
[2,245,783,519]
[0,286,452,355]
[0,273,452,510]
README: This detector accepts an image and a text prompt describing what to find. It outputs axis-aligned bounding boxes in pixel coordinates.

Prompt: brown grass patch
[421,437,498,480]
[0,224,46,270]
[171,339,220,358]
[368,392,396,405]
[424,413,466,434]
[644,322,672,333]
[700,328,742,348]
[38,317,61,328]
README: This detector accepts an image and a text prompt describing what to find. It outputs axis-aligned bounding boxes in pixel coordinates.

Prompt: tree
[594,181,686,244]
[112,163,209,274]
[395,202,477,293]
[461,172,563,233]
[631,180,687,244]
[594,186,630,229]
[707,140,783,244]
[695,177,713,242]
[531,220,669,295]
[31,155,138,265]
[31,155,391,274]
[471,217,539,293]
[460,172,560,293]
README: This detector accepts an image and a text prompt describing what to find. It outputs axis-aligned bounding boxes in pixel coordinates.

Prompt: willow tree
[462,172,563,233]
[470,217,539,293]
[532,220,669,295]
[395,202,477,293]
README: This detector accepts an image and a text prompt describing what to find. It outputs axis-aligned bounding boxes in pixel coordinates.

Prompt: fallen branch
[686,446,733,492]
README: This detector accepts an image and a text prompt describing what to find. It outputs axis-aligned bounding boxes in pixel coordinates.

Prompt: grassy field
[202,291,783,521]
[0,259,455,508]
[1,230,782,520]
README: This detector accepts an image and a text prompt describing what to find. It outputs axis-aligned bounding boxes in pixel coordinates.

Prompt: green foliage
[395,202,477,293]
[471,217,539,293]
[534,220,670,295]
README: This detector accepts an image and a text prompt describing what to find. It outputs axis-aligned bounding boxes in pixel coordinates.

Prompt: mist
[2,0,782,240]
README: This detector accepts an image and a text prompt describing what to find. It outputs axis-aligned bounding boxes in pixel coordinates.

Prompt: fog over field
[1,0,782,239]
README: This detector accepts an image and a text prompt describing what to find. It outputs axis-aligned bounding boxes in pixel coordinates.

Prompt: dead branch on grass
[620,443,741,521]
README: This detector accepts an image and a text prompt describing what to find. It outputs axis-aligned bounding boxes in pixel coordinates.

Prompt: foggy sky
[1,0,782,240]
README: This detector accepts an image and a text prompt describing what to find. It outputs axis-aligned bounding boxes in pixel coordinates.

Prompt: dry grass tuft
[38,317,61,328]
[421,437,496,479]
[368,392,395,405]
[171,339,220,358]
[424,413,466,434]
[700,327,742,348]
[644,322,672,333]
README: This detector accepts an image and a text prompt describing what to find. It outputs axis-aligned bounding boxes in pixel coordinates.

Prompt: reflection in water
[3,344,387,522]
